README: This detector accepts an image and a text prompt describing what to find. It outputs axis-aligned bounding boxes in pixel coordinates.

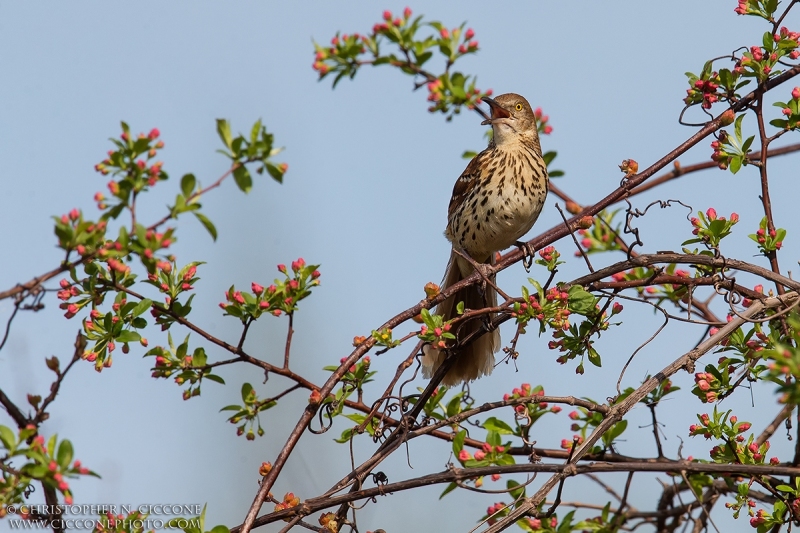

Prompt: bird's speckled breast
[446,144,548,259]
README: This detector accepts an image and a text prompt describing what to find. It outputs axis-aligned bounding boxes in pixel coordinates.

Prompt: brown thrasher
[421,93,549,386]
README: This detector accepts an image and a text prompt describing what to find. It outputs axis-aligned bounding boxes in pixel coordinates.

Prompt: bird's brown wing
[447,149,489,220]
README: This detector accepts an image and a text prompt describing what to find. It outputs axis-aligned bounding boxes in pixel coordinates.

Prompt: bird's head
[481,93,538,146]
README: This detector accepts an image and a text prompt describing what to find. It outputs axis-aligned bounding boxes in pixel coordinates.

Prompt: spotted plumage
[422,93,549,386]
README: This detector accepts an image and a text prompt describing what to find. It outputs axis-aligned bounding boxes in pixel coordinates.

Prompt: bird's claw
[474,262,494,298]
[515,241,536,272]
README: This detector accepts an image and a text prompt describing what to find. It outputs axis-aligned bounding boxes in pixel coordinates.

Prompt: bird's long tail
[421,251,499,386]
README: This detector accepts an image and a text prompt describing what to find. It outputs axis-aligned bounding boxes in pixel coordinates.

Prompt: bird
[421,93,549,386]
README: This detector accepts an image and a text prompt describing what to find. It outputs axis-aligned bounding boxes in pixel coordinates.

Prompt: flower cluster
[685,208,739,248]
[684,25,799,113]
[535,246,564,271]
[533,107,553,135]
[566,398,628,452]
[710,114,754,173]
[273,492,300,514]
[52,209,109,258]
[685,73,721,109]
[485,502,508,525]
[736,30,800,81]
[771,86,800,130]
[692,371,723,403]
[688,408,775,465]
[220,259,321,322]
[504,383,561,423]
[513,285,571,331]
[371,327,400,349]
[574,210,621,256]
[0,425,94,508]
[147,333,222,401]
[145,261,200,330]
[417,308,456,349]
[220,382,277,439]
[312,10,491,119]
[131,227,175,273]
[749,216,785,254]
[95,124,167,211]
[734,0,777,19]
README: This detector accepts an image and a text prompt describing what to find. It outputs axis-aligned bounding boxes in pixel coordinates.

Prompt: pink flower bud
[277,264,287,273]
[706,207,717,220]
[252,282,264,295]
[403,6,412,18]
[465,28,475,40]
[440,28,449,39]
[383,10,392,20]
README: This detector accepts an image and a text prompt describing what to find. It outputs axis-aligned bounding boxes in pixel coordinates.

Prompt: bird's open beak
[480,96,511,125]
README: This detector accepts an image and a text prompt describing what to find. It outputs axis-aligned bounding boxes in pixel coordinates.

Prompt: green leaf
[205,374,225,384]
[482,417,514,435]
[734,113,745,142]
[216,119,233,150]
[416,51,433,65]
[763,31,773,50]
[194,212,218,241]
[587,346,602,367]
[335,428,354,443]
[232,165,252,193]
[0,425,16,450]
[116,330,142,343]
[241,382,254,402]
[265,163,284,183]
[507,479,526,500]
[568,286,597,315]
[452,429,466,455]
[730,156,742,175]
[192,347,207,367]
[57,439,74,468]
[250,119,263,144]
[439,481,458,499]
[219,405,242,412]
[209,526,231,533]
[180,174,196,198]
[607,420,628,441]
[132,298,153,318]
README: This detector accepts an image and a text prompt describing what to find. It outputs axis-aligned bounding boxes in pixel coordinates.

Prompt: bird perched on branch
[421,93,549,386]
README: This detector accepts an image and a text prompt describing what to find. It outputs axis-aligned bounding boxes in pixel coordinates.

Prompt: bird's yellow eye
[515,103,523,111]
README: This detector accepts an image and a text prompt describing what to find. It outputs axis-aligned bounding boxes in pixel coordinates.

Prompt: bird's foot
[515,241,536,272]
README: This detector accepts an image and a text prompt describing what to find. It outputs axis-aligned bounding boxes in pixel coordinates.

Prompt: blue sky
[2,1,800,531]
